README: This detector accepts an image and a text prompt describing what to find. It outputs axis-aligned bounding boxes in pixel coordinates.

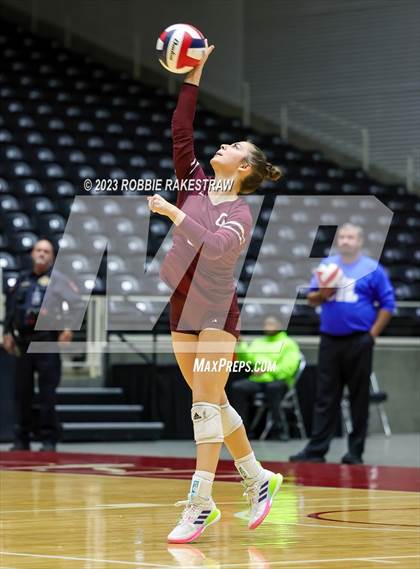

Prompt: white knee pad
[191,402,223,444]
[220,401,243,437]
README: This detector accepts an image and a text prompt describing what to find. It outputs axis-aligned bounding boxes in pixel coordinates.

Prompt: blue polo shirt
[310,255,395,336]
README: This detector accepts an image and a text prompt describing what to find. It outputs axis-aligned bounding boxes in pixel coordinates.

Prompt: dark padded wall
[0,349,15,441]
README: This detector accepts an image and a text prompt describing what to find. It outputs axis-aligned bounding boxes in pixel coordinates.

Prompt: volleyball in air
[315,263,343,288]
[156,24,206,74]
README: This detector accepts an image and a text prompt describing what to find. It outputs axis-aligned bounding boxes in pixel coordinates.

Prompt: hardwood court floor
[0,453,419,568]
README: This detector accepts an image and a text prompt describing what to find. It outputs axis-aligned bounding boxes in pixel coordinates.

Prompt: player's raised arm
[171,43,215,193]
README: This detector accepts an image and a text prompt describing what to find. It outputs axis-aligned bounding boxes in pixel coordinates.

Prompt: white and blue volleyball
[156,24,206,74]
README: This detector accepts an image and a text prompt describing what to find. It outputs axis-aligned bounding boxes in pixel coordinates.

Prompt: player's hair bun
[239,142,283,194]
[265,162,283,181]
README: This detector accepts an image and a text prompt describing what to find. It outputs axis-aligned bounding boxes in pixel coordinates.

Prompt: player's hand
[3,334,16,355]
[196,40,215,69]
[185,40,214,85]
[147,194,174,217]
[58,329,73,344]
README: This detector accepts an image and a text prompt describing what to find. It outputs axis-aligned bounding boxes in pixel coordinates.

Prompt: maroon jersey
[160,83,252,329]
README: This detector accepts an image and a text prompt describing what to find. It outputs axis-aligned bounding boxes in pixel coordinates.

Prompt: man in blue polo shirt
[290,223,395,464]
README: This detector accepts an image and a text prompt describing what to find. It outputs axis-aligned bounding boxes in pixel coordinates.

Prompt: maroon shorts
[169,290,241,339]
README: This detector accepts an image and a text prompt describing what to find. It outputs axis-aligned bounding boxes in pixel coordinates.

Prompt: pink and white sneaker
[243,470,283,530]
[167,495,221,544]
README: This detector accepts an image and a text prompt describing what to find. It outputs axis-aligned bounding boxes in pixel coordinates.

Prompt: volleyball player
[147,43,283,544]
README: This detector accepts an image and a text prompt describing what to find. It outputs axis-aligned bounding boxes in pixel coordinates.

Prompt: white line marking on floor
[367,560,397,564]
[233,511,418,533]
[2,499,418,518]
[0,551,419,567]
[0,503,170,514]
[0,552,166,567]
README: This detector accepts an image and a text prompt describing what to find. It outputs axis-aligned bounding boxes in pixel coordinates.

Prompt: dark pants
[305,332,373,459]
[231,379,289,432]
[14,351,61,444]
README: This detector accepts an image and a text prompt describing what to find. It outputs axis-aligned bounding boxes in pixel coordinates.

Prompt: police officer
[3,239,81,452]
[290,223,395,465]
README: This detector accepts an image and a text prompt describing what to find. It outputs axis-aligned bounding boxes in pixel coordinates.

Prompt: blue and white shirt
[310,255,395,336]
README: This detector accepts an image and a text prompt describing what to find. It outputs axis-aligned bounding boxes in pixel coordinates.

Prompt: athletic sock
[189,470,215,501]
[234,451,265,481]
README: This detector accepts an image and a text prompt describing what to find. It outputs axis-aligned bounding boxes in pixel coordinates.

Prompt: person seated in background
[231,315,301,440]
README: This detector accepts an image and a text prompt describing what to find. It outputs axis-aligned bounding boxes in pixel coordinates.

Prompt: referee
[290,223,395,464]
[3,239,81,452]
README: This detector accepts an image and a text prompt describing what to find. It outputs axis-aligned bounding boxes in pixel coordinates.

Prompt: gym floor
[1,446,419,568]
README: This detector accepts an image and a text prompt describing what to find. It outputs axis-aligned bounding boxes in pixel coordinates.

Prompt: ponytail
[239,142,283,194]
[265,162,282,182]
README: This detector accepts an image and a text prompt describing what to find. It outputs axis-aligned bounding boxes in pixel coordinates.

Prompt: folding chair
[250,355,307,440]
[341,372,391,437]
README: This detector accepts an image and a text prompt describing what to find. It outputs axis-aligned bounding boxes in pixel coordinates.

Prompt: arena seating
[0,19,419,336]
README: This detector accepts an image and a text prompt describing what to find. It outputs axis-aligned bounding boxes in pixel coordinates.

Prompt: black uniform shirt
[4,267,82,341]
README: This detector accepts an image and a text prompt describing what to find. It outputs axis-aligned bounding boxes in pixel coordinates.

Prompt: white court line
[1,551,419,567]
[0,503,172,514]
[2,499,419,518]
[0,552,163,567]
[234,511,419,533]
[368,561,397,565]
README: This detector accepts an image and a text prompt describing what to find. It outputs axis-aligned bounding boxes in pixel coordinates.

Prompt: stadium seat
[0,144,24,160]
[23,196,55,215]
[0,251,20,270]
[150,219,171,238]
[36,213,67,235]
[8,231,38,253]
[75,273,105,294]
[0,195,21,214]
[108,274,143,294]
[381,247,413,265]
[110,235,147,256]
[405,267,420,283]
[106,255,128,274]
[34,147,56,161]
[0,178,10,193]
[394,283,420,301]
[2,212,34,233]
[2,269,20,291]
[14,178,45,197]
[385,265,412,283]
[0,233,9,250]
[48,180,76,198]
[250,277,288,297]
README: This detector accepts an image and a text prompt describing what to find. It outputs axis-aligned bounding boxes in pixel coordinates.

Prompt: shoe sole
[167,509,221,544]
[248,473,283,530]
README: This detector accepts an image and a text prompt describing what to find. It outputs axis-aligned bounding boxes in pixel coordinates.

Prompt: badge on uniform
[37,276,50,287]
